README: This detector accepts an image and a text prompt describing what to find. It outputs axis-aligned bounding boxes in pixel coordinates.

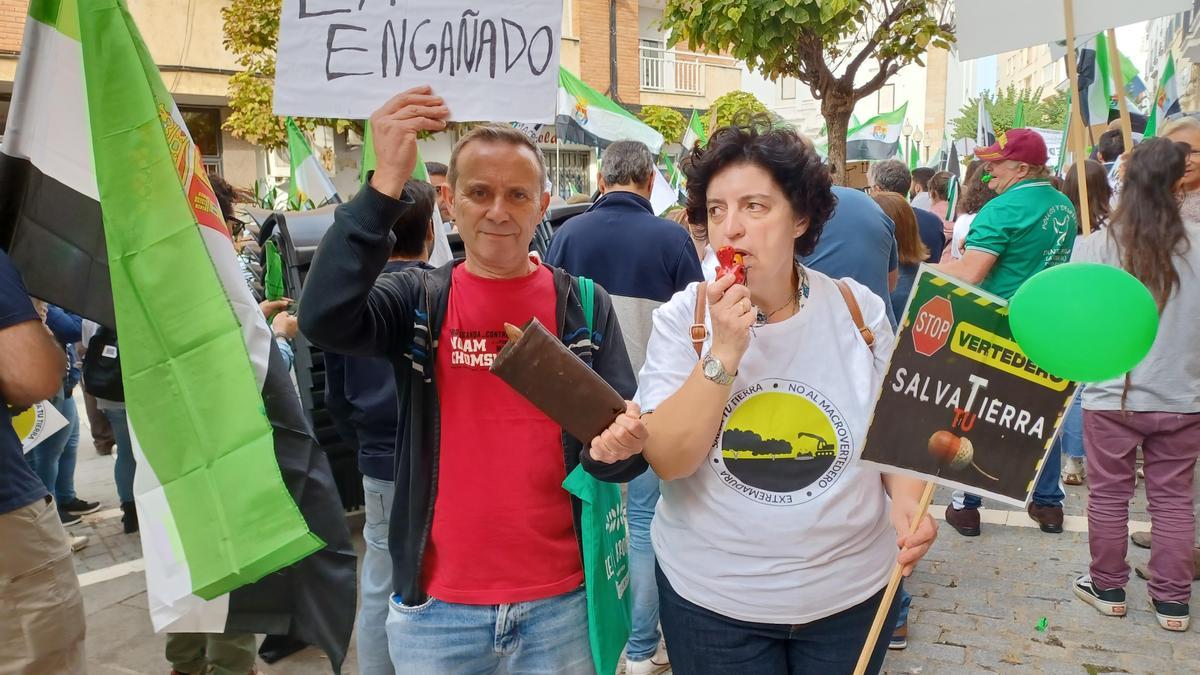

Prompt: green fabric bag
[562,276,632,675]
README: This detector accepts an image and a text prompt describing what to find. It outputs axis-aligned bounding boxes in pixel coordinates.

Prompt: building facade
[997,45,1066,99]
[1145,3,1200,115]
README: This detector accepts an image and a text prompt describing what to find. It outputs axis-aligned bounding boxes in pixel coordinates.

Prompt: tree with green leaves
[951,86,1069,140]
[706,91,770,134]
[221,0,354,149]
[661,0,953,184]
[639,105,688,144]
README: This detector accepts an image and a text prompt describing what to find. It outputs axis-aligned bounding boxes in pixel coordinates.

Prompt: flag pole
[1105,28,1135,154]
[1062,0,1093,235]
[852,481,936,675]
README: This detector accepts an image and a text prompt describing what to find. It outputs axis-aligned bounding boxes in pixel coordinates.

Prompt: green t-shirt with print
[964,178,1077,299]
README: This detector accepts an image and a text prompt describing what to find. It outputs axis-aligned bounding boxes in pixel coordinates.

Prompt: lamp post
[912,128,924,166]
[902,121,914,164]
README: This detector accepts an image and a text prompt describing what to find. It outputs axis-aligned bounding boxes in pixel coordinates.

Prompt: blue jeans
[657,563,900,675]
[954,435,1064,510]
[29,394,80,505]
[895,584,910,628]
[385,587,593,674]
[625,466,661,661]
[1060,390,1085,459]
[102,408,136,504]
[358,476,395,675]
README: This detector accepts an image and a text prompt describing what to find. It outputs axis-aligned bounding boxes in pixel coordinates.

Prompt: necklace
[754,266,810,327]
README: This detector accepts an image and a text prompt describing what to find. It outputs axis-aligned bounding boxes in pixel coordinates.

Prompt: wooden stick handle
[1061,0,1093,235]
[852,480,936,675]
[1105,29,1135,155]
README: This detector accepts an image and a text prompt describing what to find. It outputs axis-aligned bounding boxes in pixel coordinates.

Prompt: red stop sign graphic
[911,296,954,356]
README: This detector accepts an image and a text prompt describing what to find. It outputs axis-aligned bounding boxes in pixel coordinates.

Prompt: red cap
[975,128,1048,165]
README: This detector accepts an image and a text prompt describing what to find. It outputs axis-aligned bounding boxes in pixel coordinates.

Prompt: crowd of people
[1,82,1197,674]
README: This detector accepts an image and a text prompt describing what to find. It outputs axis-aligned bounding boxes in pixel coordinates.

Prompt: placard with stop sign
[911,296,954,356]
[857,266,1076,506]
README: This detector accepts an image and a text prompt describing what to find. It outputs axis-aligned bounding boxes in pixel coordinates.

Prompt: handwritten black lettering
[410,19,434,71]
[502,19,527,73]
[439,21,456,75]
[381,19,405,77]
[527,25,553,75]
[477,19,497,78]
[326,24,371,80]
[301,0,351,19]
[458,10,480,73]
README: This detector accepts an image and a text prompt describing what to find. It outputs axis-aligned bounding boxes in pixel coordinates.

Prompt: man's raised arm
[299,87,449,357]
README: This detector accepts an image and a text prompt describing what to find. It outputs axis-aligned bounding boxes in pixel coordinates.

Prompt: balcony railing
[640,47,713,95]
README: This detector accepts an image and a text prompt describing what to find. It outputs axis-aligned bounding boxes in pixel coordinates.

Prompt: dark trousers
[657,563,900,675]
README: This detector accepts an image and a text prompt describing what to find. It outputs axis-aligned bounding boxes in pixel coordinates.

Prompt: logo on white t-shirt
[712,378,853,506]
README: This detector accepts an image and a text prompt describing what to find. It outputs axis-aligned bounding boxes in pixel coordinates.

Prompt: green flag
[681,109,709,149]
[557,67,664,151]
[358,120,376,187]
[80,0,323,599]
[908,138,919,170]
[1145,54,1180,138]
[264,240,285,302]
[285,117,340,208]
[845,103,909,161]
[1014,99,1026,129]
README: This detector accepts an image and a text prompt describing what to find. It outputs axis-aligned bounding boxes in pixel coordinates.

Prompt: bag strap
[833,279,875,349]
[691,279,874,357]
[578,276,595,333]
[691,282,708,359]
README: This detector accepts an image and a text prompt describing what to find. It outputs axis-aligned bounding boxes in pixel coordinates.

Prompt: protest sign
[955,0,1190,61]
[858,268,1076,506]
[274,0,563,123]
[15,400,68,452]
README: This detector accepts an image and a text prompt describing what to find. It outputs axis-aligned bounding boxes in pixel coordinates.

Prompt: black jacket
[299,185,647,606]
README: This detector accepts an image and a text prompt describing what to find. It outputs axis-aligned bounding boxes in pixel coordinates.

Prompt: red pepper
[715,246,746,285]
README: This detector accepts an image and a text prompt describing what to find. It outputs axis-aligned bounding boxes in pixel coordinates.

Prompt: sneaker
[1061,456,1086,485]
[1073,575,1126,616]
[59,509,82,527]
[1027,503,1064,534]
[945,505,981,537]
[625,643,670,675]
[1150,599,1189,632]
[62,497,102,515]
[70,535,89,552]
[889,619,908,650]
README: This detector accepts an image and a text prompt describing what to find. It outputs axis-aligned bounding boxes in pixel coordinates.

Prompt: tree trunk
[821,92,855,187]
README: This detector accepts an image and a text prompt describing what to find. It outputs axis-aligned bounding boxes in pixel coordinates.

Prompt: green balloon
[1009,263,1159,383]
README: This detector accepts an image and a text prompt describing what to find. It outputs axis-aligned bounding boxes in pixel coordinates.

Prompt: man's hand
[259,298,292,321]
[369,86,451,199]
[272,311,299,341]
[889,496,938,577]
[589,401,648,464]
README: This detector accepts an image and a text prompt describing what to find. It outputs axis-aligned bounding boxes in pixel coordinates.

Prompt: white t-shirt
[950,213,976,260]
[700,244,718,282]
[636,269,898,624]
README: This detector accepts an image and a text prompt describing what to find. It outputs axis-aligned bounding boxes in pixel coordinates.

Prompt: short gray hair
[448,124,548,191]
[601,140,655,187]
[870,159,913,195]
[1162,115,1200,139]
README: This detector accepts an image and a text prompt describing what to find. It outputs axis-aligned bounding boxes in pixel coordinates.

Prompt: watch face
[704,356,721,379]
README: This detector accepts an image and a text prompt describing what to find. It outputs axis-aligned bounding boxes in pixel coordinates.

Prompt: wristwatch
[701,353,735,386]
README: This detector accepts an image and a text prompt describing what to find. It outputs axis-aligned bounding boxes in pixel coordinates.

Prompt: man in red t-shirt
[300,87,649,673]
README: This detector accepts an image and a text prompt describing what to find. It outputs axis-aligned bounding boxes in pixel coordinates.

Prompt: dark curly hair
[683,116,837,257]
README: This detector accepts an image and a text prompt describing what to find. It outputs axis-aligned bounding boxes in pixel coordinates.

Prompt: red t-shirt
[424,261,584,604]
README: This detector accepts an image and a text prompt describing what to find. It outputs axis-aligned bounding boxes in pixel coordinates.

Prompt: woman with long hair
[1064,159,1113,233]
[635,120,937,673]
[873,192,930,320]
[1071,137,1200,633]
[948,161,999,259]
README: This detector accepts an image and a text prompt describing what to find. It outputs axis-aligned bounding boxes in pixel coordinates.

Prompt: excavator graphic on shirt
[722,429,836,461]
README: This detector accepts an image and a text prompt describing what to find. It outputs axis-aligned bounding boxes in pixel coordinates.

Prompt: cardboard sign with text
[15,400,68,452]
[274,0,563,122]
[858,267,1076,506]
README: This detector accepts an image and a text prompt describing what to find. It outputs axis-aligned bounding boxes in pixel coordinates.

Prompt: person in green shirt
[935,128,1077,538]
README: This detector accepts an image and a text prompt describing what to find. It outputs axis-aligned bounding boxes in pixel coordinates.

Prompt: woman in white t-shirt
[636,121,937,674]
[949,160,999,260]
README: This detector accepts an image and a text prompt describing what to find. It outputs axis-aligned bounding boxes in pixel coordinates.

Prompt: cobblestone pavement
[68,405,1197,674]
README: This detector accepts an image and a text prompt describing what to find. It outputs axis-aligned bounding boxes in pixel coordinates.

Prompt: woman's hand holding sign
[368,86,450,199]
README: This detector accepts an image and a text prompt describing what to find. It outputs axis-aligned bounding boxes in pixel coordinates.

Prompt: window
[780,77,797,100]
[179,106,223,176]
[877,84,895,112]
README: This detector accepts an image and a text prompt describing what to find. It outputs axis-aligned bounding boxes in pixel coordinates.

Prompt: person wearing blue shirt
[546,140,702,675]
[29,305,101,525]
[802,185,900,329]
[0,250,86,672]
